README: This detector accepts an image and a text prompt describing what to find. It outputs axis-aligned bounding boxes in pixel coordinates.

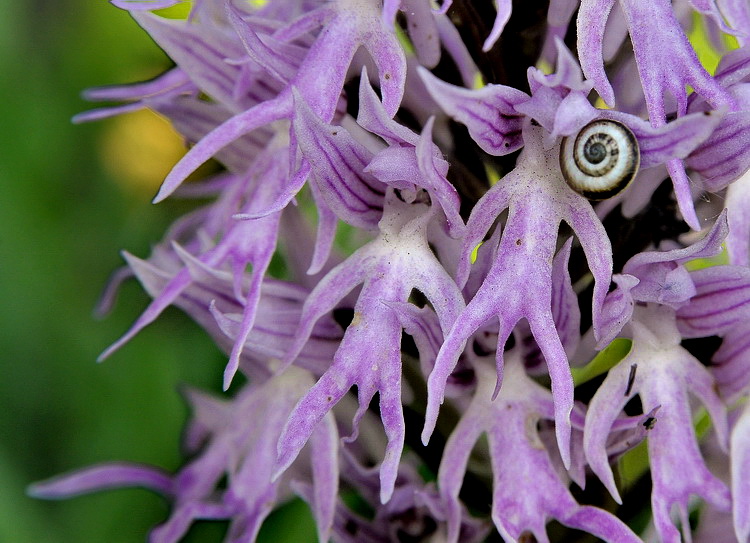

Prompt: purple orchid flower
[587,216,732,543]
[275,190,465,504]
[438,351,643,543]
[585,304,730,543]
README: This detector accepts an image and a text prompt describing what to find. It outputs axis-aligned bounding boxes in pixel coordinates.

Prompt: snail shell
[559,119,640,200]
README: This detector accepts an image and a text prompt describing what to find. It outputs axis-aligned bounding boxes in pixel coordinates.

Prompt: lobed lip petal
[33,369,338,543]
[102,149,289,383]
[586,305,730,542]
[148,0,408,203]
[277,194,464,503]
[438,357,640,543]
[581,0,735,119]
[425,120,619,469]
[577,0,737,230]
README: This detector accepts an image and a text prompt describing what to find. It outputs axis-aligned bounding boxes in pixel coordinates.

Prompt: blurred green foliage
[0,3,315,542]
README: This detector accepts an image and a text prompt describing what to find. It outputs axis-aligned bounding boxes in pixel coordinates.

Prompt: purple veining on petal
[419,67,527,156]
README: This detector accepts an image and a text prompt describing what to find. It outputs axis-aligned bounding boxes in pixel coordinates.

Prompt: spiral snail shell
[559,119,640,200]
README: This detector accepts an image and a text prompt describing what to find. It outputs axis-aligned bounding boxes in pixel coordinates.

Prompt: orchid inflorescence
[30,0,750,542]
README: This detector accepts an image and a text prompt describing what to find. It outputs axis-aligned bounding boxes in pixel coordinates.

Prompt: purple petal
[726,170,750,266]
[434,13,481,87]
[227,6,303,84]
[357,69,419,146]
[402,0,441,67]
[607,109,724,169]
[550,238,581,357]
[689,0,737,34]
[621,0,735,120]
[677,265,750,337]
[276,297,405,503]
[282,247,371,367]
[307,414,339,543]
[415,118,466,237]
[455,177,515,287]
[418,67,527,156]
[155,96,272,173]
[577,0,618,105]
[596,274,639,348]
[482,0,512,52]
[561,191,613,341]
[29,463,173,499]
[293,89,385,229]
[306,181,340,276]
[688,85,750,190]
[355,11,407,117]
[623,209,729,306]
[715,44,750,86]
[131,11,253,111]
[533,37,592,93]
[154,97,287,202]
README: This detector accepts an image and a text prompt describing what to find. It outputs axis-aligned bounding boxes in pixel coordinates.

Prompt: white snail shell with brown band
[559,119,640,200]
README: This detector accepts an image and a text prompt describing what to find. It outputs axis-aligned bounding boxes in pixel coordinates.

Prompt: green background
[0,3,315,542]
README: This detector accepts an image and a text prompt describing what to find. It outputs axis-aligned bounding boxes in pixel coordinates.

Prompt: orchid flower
[32,0,750,541]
